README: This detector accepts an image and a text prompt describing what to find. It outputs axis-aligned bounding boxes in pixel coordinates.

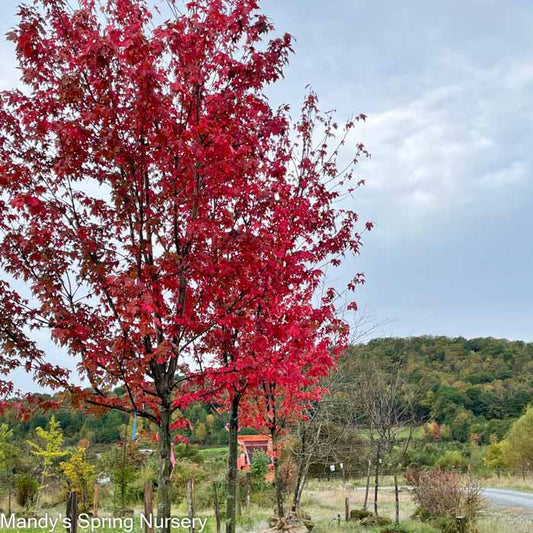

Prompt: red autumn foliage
[0,0,369,427]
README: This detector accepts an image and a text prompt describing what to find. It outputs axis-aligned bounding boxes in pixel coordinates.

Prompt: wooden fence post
[93,484,100,518]
[236,476,241,517]
[144,483,154,533]
[213,482,221,533]
[246,476,251,512]
[187,478,195,533]
[344,497,349,522]
[456,516,467,533]
[363,459,371,510]
[66,491,78,533]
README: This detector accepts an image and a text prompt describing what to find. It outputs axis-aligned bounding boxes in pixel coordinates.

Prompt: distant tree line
[3,336,532,451]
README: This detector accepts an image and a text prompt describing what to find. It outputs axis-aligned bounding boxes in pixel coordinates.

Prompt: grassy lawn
[198,446,228,454]
[198,446,228,463]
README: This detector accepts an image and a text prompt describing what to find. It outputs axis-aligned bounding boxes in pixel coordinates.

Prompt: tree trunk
[35,470,46,509]
[226,394,240,533]
[394,472,399,523]
[292,464,310,514]
[374,445,380,517]
[157,405,173,533]
[272,433,285,519]
[363,459,371,510]
[291,461,304,513]
[291,428,311,513]
[291,451,308,513]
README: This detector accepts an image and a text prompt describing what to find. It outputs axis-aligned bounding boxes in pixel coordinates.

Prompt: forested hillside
[346,336,533,444]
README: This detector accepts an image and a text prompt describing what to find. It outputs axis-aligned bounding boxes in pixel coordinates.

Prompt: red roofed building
[237,435,274,480]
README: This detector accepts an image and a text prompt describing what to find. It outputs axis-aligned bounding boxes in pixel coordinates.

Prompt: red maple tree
[235,294,344,520]
[0,1,370,530]
[194,277,348,526]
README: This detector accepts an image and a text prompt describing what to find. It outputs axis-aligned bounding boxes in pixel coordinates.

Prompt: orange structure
[236,434,274,479]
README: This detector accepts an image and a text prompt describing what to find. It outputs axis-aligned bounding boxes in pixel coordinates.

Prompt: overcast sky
[1,0,533,351]
[267,0,533,341]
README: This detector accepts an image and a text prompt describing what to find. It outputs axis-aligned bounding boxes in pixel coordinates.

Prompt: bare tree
[288,315,392,515]
[288,372,348,513]
[345,349,416,521]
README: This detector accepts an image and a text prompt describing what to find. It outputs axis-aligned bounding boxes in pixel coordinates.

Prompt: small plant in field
[28,416,69,505]
[381,525,409,533]
[250,451,270,491]
[61,447,96,513]
[15,474,38,511]
[407,469,484,532]
[103,440,145,511]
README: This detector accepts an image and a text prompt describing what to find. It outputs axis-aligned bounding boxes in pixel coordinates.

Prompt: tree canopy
[0,1,368,530]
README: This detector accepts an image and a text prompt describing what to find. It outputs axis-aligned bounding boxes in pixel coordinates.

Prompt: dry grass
[481,475,533,492]
[4,476,533,532]
[348,475,402,488]
[302,479,417,522]
[296,479,533,533]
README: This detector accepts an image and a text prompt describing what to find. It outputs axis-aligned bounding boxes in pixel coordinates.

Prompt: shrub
[15,474,38,510]
[171,460,208,502]
[101,441,146,510]
[60,447,96,513]
[406,469,484,531]
[381,525,408,533]
[250,451,269,491]
[174,443,203,463]
[350,509,371,521]
[435,451,469,472]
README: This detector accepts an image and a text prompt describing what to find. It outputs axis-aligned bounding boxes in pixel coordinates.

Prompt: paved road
[483,488,533,513]
[352,486,533,515]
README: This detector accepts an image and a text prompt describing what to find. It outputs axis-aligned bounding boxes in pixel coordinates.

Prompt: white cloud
[351,55,533,237]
